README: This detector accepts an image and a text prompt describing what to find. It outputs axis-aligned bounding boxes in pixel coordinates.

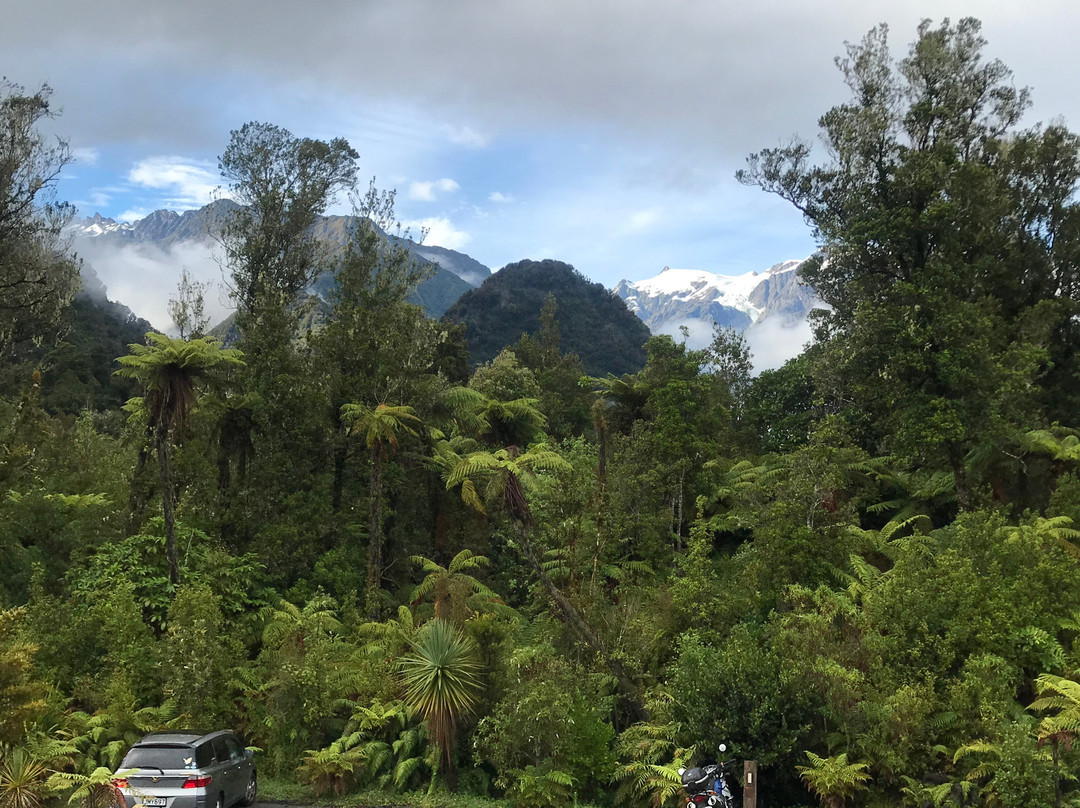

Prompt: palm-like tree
[0,749,50,808]
[46,767,126,808]
[443,444,568,524]
[473,396,546,447]
[1030,673,1080,808]
[860,456,957,534]
[398,619,482,787]
[409,550,507,624]
[442,442,648,720]
[261,594,343,653]
[115,333,244,583]
[796,752,871,808]
[1025,428,1080,464]
[341,402,422,617]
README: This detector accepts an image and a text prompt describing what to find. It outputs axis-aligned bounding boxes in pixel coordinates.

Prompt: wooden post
[743,760,758,808]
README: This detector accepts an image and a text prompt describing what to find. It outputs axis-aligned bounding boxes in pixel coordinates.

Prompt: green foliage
[613,707,695,808]
[0,487,113,605]
[115,333,244,436]
[219,120,358,314]
[796,752,870,808]
[12,42,1080,806]
[71,520,270,633]
[474,642,615,802]
[163,582,241,726]
[10,296,151,414]
[470,351,542,404]
[297,740,366,796]
[0,81,81,356]
[400,619,483,774]
[505,763,575,808]
[740,17,1080,506]
[47,766,126,808]
[0,610,45,745]
[444,259,650,377]
[249,593,350,775]
[410,551,506,625]
[0,748,50,808]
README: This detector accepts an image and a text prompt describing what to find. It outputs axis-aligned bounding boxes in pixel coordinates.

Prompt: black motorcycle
[678,744,735,808]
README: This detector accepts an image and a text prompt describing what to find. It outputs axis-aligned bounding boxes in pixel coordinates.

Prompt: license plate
[141,799,167,807]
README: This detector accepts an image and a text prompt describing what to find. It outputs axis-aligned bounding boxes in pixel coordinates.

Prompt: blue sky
[9,0,1080,296]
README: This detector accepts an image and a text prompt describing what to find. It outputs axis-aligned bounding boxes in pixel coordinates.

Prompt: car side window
[225,736,244,762]
[212,737,230,764]
[195,743,214,769]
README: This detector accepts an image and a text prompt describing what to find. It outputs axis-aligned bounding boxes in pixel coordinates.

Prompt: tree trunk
[156,426,180,585]
[216,449,231,496]
[515,523,649,722]
[592,404,608,594]
[365,450,384,618]
[331,425,348,513]
[126,438,155,537]
[948,441,972,511]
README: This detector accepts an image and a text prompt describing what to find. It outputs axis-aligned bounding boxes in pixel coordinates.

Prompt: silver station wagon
[113,731,257,808]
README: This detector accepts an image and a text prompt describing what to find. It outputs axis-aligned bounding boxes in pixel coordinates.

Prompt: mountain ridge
[614,259,822,352]
[444,258,651,377]
[68,202,489,319]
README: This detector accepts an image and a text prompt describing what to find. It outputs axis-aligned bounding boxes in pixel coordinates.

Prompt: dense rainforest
[6,18,1080,808]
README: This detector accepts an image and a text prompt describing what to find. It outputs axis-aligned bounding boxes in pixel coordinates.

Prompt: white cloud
[117,207,154,223]
[441,124,489,148]
[745,316,814,372]
[488,191,515,203]
[127,156,221,209]
[404,216,471,251]
[622,207,662,235]
[408,177,460,201]
[74,237,230,333]
[71,146,99,165]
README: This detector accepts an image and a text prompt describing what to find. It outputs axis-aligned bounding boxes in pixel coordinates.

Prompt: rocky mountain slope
[69,202,488,319]
[614,259,822,351]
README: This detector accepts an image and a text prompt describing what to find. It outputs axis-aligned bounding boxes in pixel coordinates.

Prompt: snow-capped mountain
[66,202,489,321]
[614,260,823,362]
[71,213,136,238]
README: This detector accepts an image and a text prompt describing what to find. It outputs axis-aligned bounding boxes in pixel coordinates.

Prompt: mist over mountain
[69,206,821,371]
[5,259,154,413]
[614,259,822,369]
[68,202,491,327]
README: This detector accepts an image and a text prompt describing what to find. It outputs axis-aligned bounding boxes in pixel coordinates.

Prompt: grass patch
[339,789,512,808]
[258,776,321,803]
[253,781,515,808]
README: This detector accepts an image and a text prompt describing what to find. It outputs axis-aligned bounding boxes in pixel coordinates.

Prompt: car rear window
[212,737,230,764]
[121,746,199,770]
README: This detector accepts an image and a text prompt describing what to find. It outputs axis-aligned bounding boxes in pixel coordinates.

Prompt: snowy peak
[620,265,778,322]
[70,213,134,238]
[613,259,821,352]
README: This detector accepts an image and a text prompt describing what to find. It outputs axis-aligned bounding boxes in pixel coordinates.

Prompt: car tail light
[691,796,709,804]
[111,779,128,789]
[182,776,212,789]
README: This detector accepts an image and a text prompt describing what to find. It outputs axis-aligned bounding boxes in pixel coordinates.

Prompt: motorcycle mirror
[677,768,686,776]
[718,743,727,753]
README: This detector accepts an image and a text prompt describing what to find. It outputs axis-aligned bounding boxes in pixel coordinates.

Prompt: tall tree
[218,121,358,317]
[116,333,244,583]
[341,402,422,617]
[442,442,648,719]
[214,122,358,567]
[408,550,503,624]
[310,184,436,514]
[738,18,1080,507]
[0,81,80,357]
